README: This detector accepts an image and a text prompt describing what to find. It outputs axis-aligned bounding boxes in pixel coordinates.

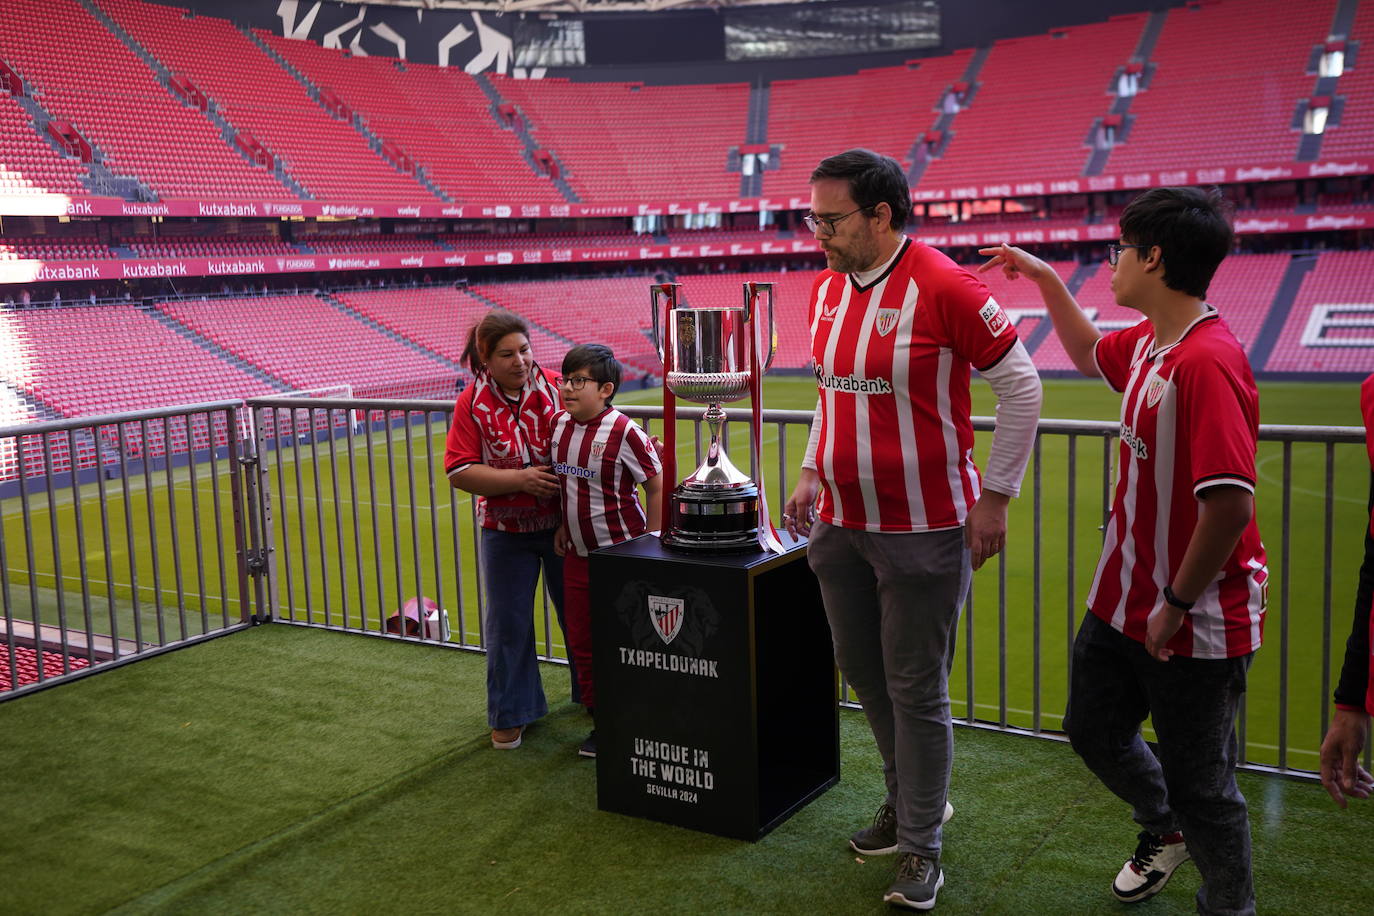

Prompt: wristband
[1162,585,1195,612]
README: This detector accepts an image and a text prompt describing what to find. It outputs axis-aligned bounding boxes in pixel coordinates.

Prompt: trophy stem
[703,403,725,470]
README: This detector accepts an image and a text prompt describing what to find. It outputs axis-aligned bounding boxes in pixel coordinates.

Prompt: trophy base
[661,481,762,554]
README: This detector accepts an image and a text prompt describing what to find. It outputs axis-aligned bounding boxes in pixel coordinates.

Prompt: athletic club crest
[1145,376,1167,408]
[648,594,685,645]
[875,307,900,337]
[590,440,606,461]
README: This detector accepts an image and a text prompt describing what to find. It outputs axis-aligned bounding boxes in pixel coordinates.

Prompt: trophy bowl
[652,284,774,552]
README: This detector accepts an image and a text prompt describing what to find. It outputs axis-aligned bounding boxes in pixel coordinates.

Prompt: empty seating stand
[470,277,653,374]
[0,0,287,199]
[1106,0,1336,174]
[491,76,750,201]
[0,235,115,260]
[103,0,433,203]
[157,295,458,398]
[337,285,572,383]
[0,94,88,195]
[921,17,1143,188]
[262,34,564,204]
[1264,251,1374,374]
[764,55,970,198]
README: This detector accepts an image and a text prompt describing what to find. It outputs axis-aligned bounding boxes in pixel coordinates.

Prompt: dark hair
[1118,187,1234,299]
[810,148,911,230]
[562,343,622,402]
[461,310,529,375]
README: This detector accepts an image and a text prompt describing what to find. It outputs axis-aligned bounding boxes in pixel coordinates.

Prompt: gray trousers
[808,521,970,858]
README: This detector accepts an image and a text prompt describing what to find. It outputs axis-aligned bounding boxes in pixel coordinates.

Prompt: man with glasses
[979,187,1267,915]
[783,149,1042,910]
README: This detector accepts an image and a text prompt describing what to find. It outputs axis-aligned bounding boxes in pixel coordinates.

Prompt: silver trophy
[652,281,775,552]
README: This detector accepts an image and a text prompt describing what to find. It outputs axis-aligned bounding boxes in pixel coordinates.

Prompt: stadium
[1,0,1371,910]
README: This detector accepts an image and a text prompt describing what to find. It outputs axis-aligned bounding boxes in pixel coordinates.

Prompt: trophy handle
[650,282,680,363]
[744,281,777,372]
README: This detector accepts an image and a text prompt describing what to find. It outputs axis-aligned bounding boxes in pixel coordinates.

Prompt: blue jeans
[1064,611,1255,916]
[480,527,578,729]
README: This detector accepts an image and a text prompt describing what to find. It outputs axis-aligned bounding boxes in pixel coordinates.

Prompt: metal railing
[1,402,254,694]
[4,396,1368,780]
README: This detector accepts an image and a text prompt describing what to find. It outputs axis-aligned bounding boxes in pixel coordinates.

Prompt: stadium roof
[337,0,816,13]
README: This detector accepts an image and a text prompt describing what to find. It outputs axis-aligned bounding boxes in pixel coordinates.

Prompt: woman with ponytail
[444,310,577,749]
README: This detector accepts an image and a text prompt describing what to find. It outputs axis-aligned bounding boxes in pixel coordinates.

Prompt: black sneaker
[1112,830,1189,902]
[850,801,955,855]
[883,851,943,911]
[578,730,596,759]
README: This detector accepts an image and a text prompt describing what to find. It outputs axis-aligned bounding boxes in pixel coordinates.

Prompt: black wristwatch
[1162,585,1195,612]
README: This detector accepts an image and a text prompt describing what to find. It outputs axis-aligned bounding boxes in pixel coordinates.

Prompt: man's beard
[825,232,880,274]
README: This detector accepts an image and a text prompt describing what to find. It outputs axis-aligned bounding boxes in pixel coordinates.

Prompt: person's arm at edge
[1320,470,1374,807]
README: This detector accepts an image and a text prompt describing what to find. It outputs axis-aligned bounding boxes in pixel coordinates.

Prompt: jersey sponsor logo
[554,461,596,479]
[979,299,1009,337]
[649,594,685,645]
[874,307,900,337]
[1145,376,1167,408]
[813,365,894,394]
[1120,422,1149,460]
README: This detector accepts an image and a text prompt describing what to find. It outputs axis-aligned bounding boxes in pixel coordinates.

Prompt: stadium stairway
[909,46,990,186]
[316,292,468,376]
[78,0,299,198]
[1085,10,1167,176]
[2,380,63,424]
[6,84,152,201]
[735,84,778,198]
[4,93,93,191]
[1296,0,1361,161]
[471,73,580,203]
[141,304,294,393]
[1245,253,1320,371]
[241,26,447,202]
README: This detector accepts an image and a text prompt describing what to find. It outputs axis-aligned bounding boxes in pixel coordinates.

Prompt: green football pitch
[3,377,1369,772]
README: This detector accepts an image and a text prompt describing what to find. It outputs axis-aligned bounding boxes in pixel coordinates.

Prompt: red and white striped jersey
[1088,309,1268,659]
[444,367,561,533]
[807,238,1017,532]
[551,406,662,557]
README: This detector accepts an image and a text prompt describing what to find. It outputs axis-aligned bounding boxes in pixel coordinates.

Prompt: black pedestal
[591,535,838,841]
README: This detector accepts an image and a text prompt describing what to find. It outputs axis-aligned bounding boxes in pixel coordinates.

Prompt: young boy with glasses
[979,187,1267,915]
[550,344,664,758]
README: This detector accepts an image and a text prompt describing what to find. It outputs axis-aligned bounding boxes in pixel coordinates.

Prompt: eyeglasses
[555,375,599,390]
[803,206,868,237]
[1106,243,1152,266]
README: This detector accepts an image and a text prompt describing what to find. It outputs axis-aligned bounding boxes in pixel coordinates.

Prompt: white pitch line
[7,566,243,602]
[1256,449,1367,506]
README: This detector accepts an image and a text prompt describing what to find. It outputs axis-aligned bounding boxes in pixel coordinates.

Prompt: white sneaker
[1112,830,1189,902]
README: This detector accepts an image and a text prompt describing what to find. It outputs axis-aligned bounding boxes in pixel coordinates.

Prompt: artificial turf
[2,623,1371,915]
